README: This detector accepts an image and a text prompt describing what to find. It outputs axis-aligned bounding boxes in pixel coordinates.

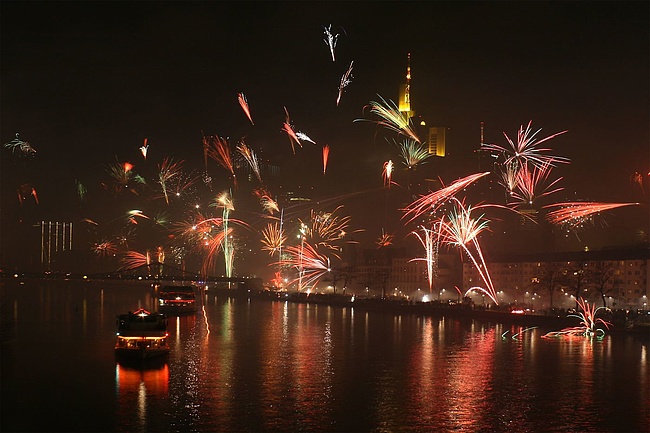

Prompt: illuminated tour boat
[158,285,197,315]
[114,308,170,360]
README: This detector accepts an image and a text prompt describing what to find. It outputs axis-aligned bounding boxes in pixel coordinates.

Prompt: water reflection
[2,281,648,433]
[115,362,169,432]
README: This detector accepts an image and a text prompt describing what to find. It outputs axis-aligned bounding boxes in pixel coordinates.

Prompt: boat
[115,308,170,361]
[158,285,197,315]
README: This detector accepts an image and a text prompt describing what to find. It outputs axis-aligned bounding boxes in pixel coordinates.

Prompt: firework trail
[544,202,639,228]
[402,172,490,223]
[75,180,86,202]
[496,162,519,197]
[322,145,330,174]
[383,160,394,188]
[437,198,498,304]
[542,297,612,338]
[126,209,151,225]
[630,171,646,196]
[3,133,36,157]
[158,157,185,204]
[212,191,235,278]
[279,240,330,291]
[410,225,442,294]
[323,24,339,61]
[336,61,354,106]
[119,250,149,270]
[237,140,262,183]
[398,138,431,169]
[281,107,301,153]
[238,92,254,125]
[17,184,39,206]
[481,121,569,169]
[509,161,563,206]
[296,132,316,145]
[140,138,149,160]
[204,134,237,188]
[356,95,421,143]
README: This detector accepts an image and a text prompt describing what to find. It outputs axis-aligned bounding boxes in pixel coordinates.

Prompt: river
[1,279,648,432]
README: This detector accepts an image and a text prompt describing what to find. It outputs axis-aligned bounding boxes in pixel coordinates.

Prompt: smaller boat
[158,285,197,315]
[115,308,170,361]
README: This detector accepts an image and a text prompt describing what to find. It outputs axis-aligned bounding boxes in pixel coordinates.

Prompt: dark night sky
[1,1,648,270]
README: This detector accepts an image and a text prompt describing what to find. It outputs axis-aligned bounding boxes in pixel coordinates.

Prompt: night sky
[1,1,648,272]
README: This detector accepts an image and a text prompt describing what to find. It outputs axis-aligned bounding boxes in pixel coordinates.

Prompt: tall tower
[398,53,415,119]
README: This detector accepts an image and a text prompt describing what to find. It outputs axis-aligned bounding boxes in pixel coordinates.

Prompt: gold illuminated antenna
[399,53,415,119]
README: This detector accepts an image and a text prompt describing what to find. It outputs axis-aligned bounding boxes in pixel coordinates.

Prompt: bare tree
[535,261,564,308]
[589,261,618,307]
[562,261,591,306]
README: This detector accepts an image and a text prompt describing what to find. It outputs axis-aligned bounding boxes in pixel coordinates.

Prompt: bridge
[3,262,263,290]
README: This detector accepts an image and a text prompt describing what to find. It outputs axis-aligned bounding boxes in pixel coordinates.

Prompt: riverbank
[207,287,650,337]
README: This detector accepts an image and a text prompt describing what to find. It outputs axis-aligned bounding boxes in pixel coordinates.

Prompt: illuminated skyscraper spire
[399,53,415,119]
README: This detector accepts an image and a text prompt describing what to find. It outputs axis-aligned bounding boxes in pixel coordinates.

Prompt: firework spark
[336,61,354,106]
[238,92,254,125]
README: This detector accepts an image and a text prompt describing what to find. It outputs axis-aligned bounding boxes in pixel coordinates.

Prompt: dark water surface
[1,280,648,432]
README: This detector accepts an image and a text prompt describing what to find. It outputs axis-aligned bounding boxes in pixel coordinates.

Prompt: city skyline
[1,1,648,277]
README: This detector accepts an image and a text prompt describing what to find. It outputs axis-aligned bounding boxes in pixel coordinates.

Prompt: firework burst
[261,222,286,256]
[204,134,237,188]
[356,95,421,143]
[542,297,612,338]
[4,133,36,157]
[402,172,490,223]
[237,141,262,184]
[323,24,339,61]
[397,138,431,169]
[481,121,569,169]
[544,202,639,228]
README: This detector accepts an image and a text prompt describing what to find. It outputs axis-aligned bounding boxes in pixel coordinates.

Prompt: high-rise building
[399,53,446,157]
[398,53,415,120]
[427,127,446,157]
